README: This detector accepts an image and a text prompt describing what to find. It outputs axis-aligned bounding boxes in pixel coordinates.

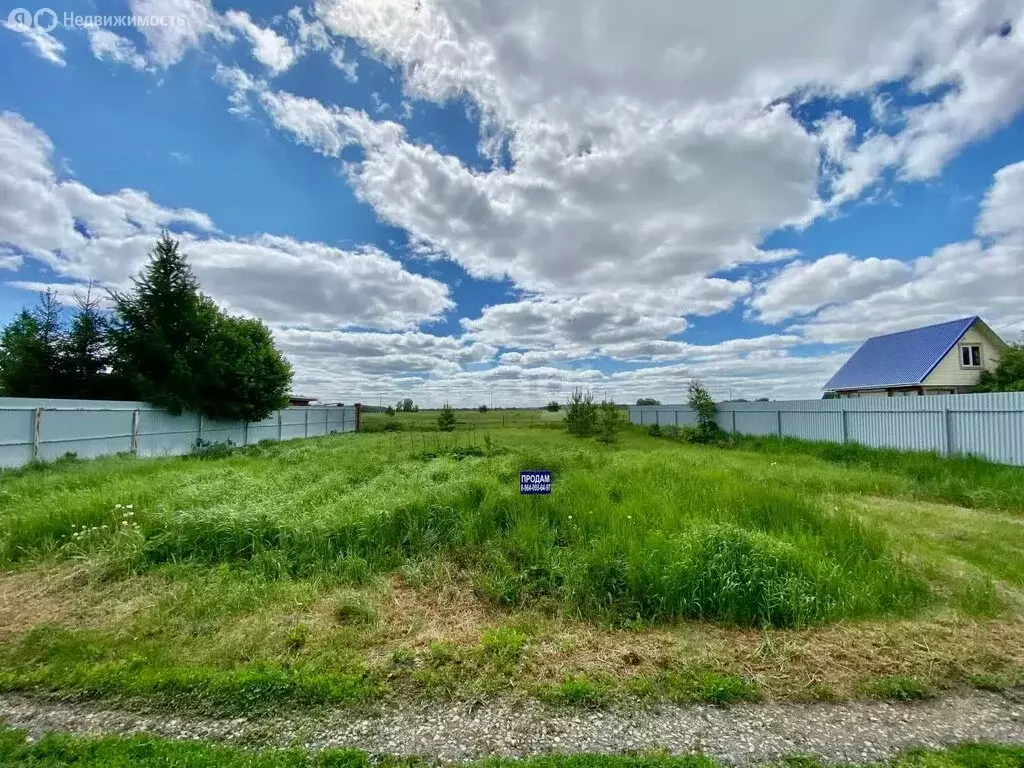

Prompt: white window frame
[959,343,982,369]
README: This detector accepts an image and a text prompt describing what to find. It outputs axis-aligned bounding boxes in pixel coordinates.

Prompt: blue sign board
[520,470,552,495]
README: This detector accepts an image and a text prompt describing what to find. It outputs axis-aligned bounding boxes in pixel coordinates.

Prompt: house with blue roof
[823,317,1008,398]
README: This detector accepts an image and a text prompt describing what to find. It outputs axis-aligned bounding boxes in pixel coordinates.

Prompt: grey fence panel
[0,399,360,468]
[138,411,203,457]
[280,408,309,441]
[40,409,134,461]
[0,408,34,467]
[247,414,280,444]
[629,392,1024,466]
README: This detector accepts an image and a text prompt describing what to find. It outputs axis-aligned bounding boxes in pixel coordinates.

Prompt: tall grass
[0,432,929,628]
[722,434,1024,513]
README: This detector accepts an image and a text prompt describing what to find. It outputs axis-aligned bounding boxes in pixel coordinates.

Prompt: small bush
[481,627,528,664]
[647,423,662,437]
[478,404,489,413]
[545,400,560,412]
[565,388,598,437]
[385,406,395,416]
[188,439,235,460]
[437,403,456,432]
[597,402,624,444]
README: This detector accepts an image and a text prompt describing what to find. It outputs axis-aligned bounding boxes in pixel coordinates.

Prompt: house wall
[923,324,1003,389]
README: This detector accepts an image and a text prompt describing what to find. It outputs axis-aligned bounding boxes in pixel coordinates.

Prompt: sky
[1,0,1023,407]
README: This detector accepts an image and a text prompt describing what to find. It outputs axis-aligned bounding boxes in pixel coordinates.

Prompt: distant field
[362,407,565,431]
[1,426,1023,713]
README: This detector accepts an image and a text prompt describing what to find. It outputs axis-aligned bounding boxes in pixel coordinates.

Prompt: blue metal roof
[824,317,978,391]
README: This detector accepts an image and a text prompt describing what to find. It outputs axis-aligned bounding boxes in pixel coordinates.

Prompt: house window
[960,344,982,368]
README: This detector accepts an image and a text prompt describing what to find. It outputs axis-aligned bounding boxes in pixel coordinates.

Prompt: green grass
[1,428,1023,713]
[0,430,938,628]
[860,675,933,701]
[1,727,1023,768]
[724,434,1024,513]
[362,407,565,432]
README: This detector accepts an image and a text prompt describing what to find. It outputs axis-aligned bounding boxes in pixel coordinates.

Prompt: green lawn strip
[2,727,1024,768]
[0,431,939,629]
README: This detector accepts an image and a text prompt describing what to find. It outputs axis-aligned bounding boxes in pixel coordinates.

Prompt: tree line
[0,233,293,422]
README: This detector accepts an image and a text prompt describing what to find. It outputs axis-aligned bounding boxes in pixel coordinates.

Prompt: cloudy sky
[1,0,1023,406]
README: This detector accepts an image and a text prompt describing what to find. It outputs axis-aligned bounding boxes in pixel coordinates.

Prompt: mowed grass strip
[0,430,931,628]
[2,727,1024,768]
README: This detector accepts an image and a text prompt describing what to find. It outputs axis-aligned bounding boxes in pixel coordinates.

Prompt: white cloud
[0,247,23,271]
[329,46,359,82]
[223,10,297,75]
[977,160,1024,238]
[0,111,452,332]
[88,29,148,70]
[214,65,260,116]
[128,0,230,67]
[3,18,66,66]
[750,254,914,324]
[790,159,1024,344]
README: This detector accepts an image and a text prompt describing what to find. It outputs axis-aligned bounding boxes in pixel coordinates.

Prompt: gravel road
[3,692,1024,764]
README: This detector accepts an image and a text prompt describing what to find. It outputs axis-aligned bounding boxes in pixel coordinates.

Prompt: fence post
[840,408,848,444]
[776,409,782,438]
[278,411,283,441]
[355,403,362,432]
[943,408,952,456]
[325,408,329,435]
[198,414,203,444]
[243,421,248,446]
[32,407,42,461]
[304,409,309,438]
[131,410,140,455]
[731,410,737,434]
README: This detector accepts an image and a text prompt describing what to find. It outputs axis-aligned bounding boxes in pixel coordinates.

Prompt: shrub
[437,403,456,432]
[647,423,662,437]
[478,404,489,413]
[687,379,720,442]
[188,438,235,460]
[385,406,395,416]
[597,402,624,444]
[545,400,561,412]
[565,388,599,437]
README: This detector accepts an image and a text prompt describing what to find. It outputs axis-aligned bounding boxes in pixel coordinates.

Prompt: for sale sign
[520,470,552,495]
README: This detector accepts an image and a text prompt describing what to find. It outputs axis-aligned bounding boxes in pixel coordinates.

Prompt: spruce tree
[60,285,112,399]
[108,232,220,413]
[0,290,65,397]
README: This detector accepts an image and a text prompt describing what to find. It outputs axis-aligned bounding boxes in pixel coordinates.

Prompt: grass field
[362,407,566,431]
[3,727,1022,768]
[1,425,1024,713]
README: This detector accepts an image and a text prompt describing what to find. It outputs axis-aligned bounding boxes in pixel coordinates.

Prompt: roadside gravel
[3,692,1024,764]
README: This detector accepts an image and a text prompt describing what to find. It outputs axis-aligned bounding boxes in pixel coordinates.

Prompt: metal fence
[629,392,1024,467]
[0,397,358,468]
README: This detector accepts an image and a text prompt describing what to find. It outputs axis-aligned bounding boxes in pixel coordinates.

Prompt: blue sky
[1,0,1023,405]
